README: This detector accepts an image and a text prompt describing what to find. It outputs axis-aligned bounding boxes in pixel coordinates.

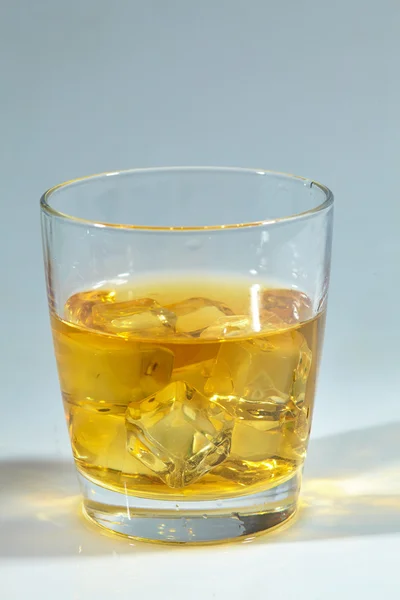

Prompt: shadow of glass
[253,421,400,545]
[2,422,399,557]
[0,459,158,558]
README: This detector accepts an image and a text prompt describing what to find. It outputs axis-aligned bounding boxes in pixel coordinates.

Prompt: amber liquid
[51,276,325,500]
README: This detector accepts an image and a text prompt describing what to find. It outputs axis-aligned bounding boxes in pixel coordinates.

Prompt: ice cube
[229,419,283,460]
[296,406,310,441]
[203,330,312,468]
[215,395,308,474]
[200,315,253,339]
[125,381,234,488]
[205,330,312,406]
[170,340,218,370]
[210,393,287,430]
[165,297,234,337]
[92,297,177,338]
[65,289,116,328]
[55,328,174,407]
[67,402,125,466]
[170,359,215,396]
[208,389,293,462]
[213,454,292,487]
[65,400,156,478]
[280,403,310,443]
[138,346,175,397]
[169,340,219,395]
[260,289,313,325]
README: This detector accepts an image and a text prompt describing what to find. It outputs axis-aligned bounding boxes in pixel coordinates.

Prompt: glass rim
[40,166,334,232]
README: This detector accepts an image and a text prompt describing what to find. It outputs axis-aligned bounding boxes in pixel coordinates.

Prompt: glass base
[79,471,301,544]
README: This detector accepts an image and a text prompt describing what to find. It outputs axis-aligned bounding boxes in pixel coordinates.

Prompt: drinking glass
[41,167,333,543]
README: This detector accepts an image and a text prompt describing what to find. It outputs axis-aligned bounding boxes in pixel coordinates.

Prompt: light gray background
[1,1,399,598]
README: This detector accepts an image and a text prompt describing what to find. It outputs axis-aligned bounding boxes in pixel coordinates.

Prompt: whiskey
[51,276,324,500]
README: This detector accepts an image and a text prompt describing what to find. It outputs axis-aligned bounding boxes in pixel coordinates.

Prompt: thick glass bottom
[79,470,301,544]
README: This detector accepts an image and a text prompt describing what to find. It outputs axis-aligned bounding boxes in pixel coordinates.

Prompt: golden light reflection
[303,464,400,505]
[273,464,400,542]
[32,494,81,522]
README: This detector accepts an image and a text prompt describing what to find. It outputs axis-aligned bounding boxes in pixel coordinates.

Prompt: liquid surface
[51,277,325,500]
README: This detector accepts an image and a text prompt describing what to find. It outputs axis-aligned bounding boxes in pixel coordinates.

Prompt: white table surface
[1,1,399,598]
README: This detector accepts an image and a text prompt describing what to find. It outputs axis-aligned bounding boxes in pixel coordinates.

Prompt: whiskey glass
[41,167,333,543]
